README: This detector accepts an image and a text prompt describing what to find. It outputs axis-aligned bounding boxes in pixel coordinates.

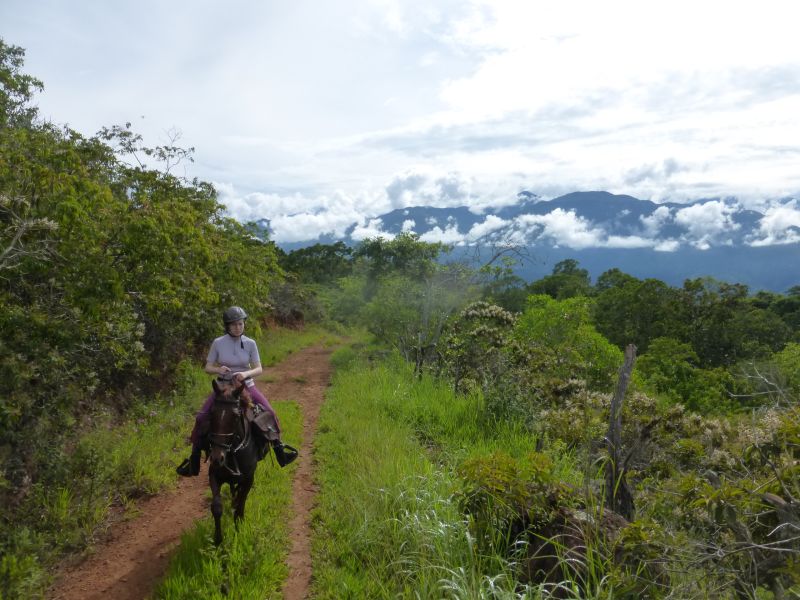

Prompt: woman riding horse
[176,306,298,476]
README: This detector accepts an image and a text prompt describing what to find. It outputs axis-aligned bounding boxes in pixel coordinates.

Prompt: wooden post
[605,343,637,520]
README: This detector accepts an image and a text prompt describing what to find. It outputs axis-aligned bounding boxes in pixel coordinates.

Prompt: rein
[210,391,252,476]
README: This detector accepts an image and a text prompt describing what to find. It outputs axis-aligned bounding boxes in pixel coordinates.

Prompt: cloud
[386,172,427,207]
[401,219,416,232]
[654,240,681,252]
[267,212,360,243]
[419,224,465,244]
[640,206,673,237]
[513,209,605,249]
[351,218,394,242]
[466,215,509,239]
[624,158,687,185]
[748,200,800,246]
[674,201,741,249]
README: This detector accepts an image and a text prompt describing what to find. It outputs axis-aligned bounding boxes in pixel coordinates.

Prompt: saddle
[246,406,281,460]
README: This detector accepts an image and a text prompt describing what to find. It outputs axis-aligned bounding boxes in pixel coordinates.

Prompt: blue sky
[3,0,800,243]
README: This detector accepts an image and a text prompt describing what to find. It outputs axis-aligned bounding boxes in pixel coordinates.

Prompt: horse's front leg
[209,470,224,546]
[233,474,254,524]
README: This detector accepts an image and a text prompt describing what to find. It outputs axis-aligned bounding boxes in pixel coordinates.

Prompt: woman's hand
[218,366,232,376]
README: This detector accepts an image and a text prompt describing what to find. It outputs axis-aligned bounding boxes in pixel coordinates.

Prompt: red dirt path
[48,344,333,600]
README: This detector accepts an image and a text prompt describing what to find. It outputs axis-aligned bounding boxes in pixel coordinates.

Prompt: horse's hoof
[176,458,194,476]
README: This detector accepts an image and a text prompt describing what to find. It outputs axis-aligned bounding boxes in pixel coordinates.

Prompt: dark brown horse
[207,378,260,546]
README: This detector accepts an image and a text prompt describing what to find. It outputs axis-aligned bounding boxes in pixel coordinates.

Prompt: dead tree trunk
[605,344,637,520]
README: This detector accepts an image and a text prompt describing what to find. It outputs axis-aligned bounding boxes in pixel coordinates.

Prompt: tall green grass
[312,350,581,599]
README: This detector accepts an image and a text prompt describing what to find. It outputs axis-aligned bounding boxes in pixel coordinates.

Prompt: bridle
[209,387,252,477]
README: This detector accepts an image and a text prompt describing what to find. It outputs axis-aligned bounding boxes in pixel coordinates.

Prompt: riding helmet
[223,306,248,325]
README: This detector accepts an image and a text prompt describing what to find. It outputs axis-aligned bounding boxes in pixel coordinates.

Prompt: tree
[0,39,43,128]
[353,231,447,295]
[514,294,623,390]
[526,258,591,299]
[593,277,680,353]
[282,241,352,284]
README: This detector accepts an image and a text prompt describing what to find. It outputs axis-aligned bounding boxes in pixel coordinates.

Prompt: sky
[3,0,800,244]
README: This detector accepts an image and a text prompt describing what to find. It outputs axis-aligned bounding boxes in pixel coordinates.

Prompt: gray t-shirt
[206,334,261,374]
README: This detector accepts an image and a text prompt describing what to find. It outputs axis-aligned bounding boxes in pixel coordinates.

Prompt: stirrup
[274,443,299,468]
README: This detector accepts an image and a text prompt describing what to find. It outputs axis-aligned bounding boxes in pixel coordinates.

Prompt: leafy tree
[593,276,680,353]
[514,294,623,390]
[0,39,42,128]
[678,278,790,367]
[281,241,352,284]
[636,337,733,412]
[361,265,477,373]
[478,255,528,313]
[526,258,591,299]
[594,267,638,293]
[0,39,283,506]
[353,232,447,297]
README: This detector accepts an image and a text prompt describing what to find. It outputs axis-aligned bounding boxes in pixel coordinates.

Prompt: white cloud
[351,218,394,242]
[5,0,800,238]
[654,240,681,252]
[604,235,656,249]
[674,201,741,249]
[401,219,416,232]
[748,200,800,246]
[419,224,465,244]
[267,212,358,243]
[466,215,509,240]
[515,209,605,249]
[640,206,673,237]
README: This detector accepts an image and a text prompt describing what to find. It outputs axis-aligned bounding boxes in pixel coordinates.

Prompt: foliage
[456,451,572,557]
[773,342,800,398]
[592,274,680,354]
[637,337,735,412]
[439,301,518,393]
[352,231,447,293]
[527,259,592,300]
[514,294,623,390]
[280,241,352,284]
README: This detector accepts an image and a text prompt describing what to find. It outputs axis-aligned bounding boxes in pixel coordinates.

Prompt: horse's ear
[212,379,221,394]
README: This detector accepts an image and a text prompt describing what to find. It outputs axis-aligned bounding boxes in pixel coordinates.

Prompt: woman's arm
[233,363,262,381]
[205,362,231,376]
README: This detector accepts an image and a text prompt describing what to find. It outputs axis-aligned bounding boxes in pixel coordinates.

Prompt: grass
[257,324,340,366]
[311,349,581,599]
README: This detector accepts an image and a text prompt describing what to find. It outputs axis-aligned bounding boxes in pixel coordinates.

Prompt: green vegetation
[289,244,799,597]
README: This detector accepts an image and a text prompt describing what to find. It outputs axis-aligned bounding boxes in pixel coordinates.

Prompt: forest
[2,38,799,599]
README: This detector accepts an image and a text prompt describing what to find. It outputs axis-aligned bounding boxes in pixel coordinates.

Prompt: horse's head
[208,379,250,469]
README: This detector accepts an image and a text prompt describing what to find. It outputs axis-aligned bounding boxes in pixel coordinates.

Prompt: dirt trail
[49,344,334,600]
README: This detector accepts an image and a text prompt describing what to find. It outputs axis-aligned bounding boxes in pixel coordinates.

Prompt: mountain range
[268,191,800,292]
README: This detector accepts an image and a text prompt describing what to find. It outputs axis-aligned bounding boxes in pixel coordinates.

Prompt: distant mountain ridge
[269,191,800,292]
